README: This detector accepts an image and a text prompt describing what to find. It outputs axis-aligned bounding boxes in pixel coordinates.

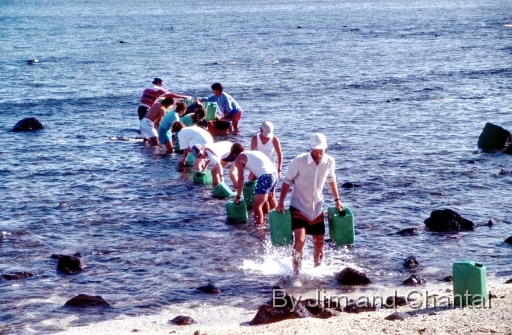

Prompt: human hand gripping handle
[234,195,241,205]
[276,202,285,214]
[334,198,344,212]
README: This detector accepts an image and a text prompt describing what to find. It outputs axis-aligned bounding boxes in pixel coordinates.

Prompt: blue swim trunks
[254,173,278,194]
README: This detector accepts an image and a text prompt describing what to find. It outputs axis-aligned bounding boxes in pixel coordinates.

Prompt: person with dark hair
[190,141,238,186]
[181,106,206,127]
[200,82,243,131]
[158,102,187,154]
[276,133,344,276]
[137,77,191,121]
[139,97,174,145]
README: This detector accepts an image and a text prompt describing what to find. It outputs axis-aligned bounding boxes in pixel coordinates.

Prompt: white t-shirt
[205,141,233,165]
[177,126,214,149]
[243,151,277,177]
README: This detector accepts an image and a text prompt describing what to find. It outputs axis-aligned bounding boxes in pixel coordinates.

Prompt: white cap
[310,133,327,150]
[260,121,274,138]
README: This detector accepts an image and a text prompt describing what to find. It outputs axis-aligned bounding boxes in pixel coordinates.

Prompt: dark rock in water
[51,252,81,259]
[424,209,475,232]
[2,272,34,280]
[57,255,85,274]
[504,236,512,245]
[486,219,495,226]
[336,267,371,285]
[403,256,420,269]
[196,283,221,294]
[477,122,512,150]
[385,296,408,307]
[385,311,410,321]
[344,302,377,313]
[12,117,44,132]
[341,182,360,188]
[318,308,340,319]
[397,228,418,236]
[170,315,195,325]
[302,299,323,316]
[64,294,109,307]
[249,289,311,325]
[498,169,510,175]
[504,146,512,155]
[505,278,512,284]
[403,274,425,286]
[443,275,453,282]
[27,58,39,64]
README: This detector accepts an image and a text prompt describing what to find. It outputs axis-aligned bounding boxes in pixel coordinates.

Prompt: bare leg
[252,193,269,226]
[292,228,306,276]
[164,141,173,154]
[211,163,221,186]
[229,164,238,187]
[313,234,325,267]
[267,190,277,210]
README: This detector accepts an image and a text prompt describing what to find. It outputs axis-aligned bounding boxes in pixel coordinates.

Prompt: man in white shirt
[172,122,213,166]
[190,141,240,186]
[276,133,344,275]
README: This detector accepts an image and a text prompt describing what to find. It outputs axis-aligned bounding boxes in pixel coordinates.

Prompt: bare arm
[273,137,283,179]
[163,92,192,100]
[276,182,291,214]
[327,181,343,211]
[181,148,190,166]
[233,154,247,204]
[250,135,257,151]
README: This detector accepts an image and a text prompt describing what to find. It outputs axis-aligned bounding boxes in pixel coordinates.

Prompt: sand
[57,283,512,335]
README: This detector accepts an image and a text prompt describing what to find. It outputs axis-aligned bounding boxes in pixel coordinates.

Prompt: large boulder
[12,117,44,132]
[424,209,475,232]
[336,267,371,285]
[64,294,109,307]
[249,289,311,325]
[477,122,512,151]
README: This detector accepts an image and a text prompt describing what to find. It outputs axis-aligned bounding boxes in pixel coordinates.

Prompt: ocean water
[1,0,511,333]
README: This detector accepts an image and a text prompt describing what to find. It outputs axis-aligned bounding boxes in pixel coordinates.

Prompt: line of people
[136,78,345,275]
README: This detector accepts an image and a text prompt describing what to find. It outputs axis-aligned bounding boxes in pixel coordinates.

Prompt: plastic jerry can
[205,103,217,121]
[226,200,248,223]
[327,206,355,246]
[453,261,487,306]
[269,210,293,246]
[243,181,255,210]
[212,182,236,198]
[186,152,195,166]
[193,170,213,185]
[174,141,184,154]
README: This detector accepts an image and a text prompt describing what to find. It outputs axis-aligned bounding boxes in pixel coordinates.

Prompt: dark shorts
[138,105,149,121]
[290,206,325,236]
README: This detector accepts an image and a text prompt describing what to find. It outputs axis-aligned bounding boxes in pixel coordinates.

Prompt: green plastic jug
[226,200,248,223]
[327,206,355,246]
[453,261,487,306]
[185,98,194,106]
[212,182,236,198]
[243,181,255,210]
[269,210,293,246]
[205,103,217,121]
[174,142,184,154]
[186,152,195,166]
[193,170,212,185]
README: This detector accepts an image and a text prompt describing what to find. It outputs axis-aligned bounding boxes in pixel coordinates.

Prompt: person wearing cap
[250,121,283,178]
[140,97,175,145]
[231,148,278,226]
[200,83,242,131]
[276,133,344,276]
[137,77,191,121]
[157,102,187,154]
[172,122,214,166]
[190,141,239,186]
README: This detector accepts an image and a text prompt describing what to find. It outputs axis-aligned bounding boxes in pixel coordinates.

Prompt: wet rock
[498,169,510,175]
[443,275,453,282]
[505,146,512,155]
[12,117,44,132]
[403,274,425,286]
[504,236,512,245]
[385,311,410,321]
[249,289,311,325]
[385,296,408,307]
[486,219,495,226]
[505,279,512,284]
[2,272,34,280]
[170,315,195,325]
[397,228,418,236]
[323,298,347,312]
[344,302,377,313]
[196,283,220,294]
[56,254,85,274]
[424,209,475,232]
[27,58,39,65]
[302,299,323,316]
[404,256,420,269]
[318,308,340,319]
[341,182,360,188]
[477,122,512,150]
[64,294,110,307]
[336,267,371,285]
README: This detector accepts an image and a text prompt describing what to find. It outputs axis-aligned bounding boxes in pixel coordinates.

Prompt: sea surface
[1,0,511,333]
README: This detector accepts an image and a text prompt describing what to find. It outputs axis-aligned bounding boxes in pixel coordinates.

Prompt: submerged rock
[424,209,475,232]
[12,117,44,132]
[336,267,371,285]
[64,294,109,307]
[341,182,361,188]
[2,272,34,280]
[170,315,195,325]
[477,122,512,150]
[443,275,453,282]
[196,283,221,294]
[403,274,425,286]
[504,236,512,245]
[397,228,418,236]
[56,254,85,274]
[403,256,420,269]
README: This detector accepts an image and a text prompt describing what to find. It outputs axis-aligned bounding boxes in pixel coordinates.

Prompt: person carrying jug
[190,141,241,186]
[231,146,278,226]
[200,83,242,131]
[172,121,213,166]
[276,133,343,276]
[137,77,191,121]
[250,121,283,178]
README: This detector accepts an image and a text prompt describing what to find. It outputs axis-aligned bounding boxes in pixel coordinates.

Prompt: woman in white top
[172,122,214,166]
[250,121,283,178]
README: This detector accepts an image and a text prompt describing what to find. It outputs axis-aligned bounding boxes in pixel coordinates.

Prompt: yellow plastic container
[327,206,355,246]
[453,261,487,306]
[226,200,248,223]
[193,170,212,185]
[269,210,293,246]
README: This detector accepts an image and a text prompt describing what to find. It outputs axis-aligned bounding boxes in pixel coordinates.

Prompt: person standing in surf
[276,133,344,276]
[139,97,174,145]
[200,83,243,131]
[137,77,191,121]
[250,121,283,178]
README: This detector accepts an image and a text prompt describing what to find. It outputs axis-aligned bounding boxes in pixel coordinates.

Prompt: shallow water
[1,0,512,333]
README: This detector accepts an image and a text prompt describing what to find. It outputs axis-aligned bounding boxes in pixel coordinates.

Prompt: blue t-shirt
[206,92,241,119]
[157,111,180,145]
